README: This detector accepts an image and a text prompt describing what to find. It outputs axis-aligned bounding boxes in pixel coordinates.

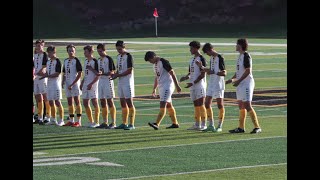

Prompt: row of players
[33,39,261,133]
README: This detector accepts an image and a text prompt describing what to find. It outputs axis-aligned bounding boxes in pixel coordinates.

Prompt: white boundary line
[33,136,286,158]
[108,163,287,180]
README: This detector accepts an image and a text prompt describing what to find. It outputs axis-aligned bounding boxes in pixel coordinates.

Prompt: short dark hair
[83,45,94,52]
[189,41,201,49]
[66,44,76,51]
[115,40,125,48]
[46,45,56,52]
[35,39,44,44]
[237,38,248,51]
[144,51,156,61]
[202,43,213,53]
[97,43,106,51]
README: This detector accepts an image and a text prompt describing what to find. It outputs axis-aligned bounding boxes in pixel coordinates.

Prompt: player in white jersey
[198,43,226,132]
[144,51,181,130]
[226,38,261,134]
[41,46,65,126]
[33,39,51,125]
[180,41,207,130]
[80,45,101,128]
[61,44,83,127]
[111,40,136,130]
[96,43,117,129]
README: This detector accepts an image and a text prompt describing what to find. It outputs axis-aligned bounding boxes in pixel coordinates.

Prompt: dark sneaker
[38,121,46,125]
[124,124,135,130]
[166,124,179,129]
[33,119,40,124]
[96,123,109,128]
[106,123,116,129]
[115,124,128,129]
[250,128,262,134]
[148,122,159,130]
[229,127,245,133]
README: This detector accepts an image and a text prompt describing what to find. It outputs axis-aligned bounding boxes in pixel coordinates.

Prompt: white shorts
[206,88,224,99]
[118,84,135,99]
[34,79,47,95]
[159,86,174,103]
[190,88,206,101]
[98,79,115,99]
[236,82,254,101]
[82,83,98,99]
[47,85,62,100]
[65,83,82,98]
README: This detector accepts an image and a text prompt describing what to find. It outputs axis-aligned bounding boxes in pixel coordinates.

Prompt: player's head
[66,44,76,57]
[46,45,56,58]
[189,41,201,55]
[144,51,157,64]
[115,40,126,54]
[236,38,248,52]
[83,45,94,58]
[202,43,214,56]
[35,39,45,52]
[97,43,106,57]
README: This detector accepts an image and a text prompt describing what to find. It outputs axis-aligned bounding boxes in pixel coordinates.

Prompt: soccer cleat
[229,127,245,133]
[115,124,128,129]
[215,127,222,132]
[96,123,109,129]
[187,124,201,130]
[33,119,40,124]
[57,120,65,126]
[250,128,262,134]
[88,123,99,128]
[38,120,45,125]
[202,125,215,132]
[63,121,74,126]
[71,121,81,127]
[45,120,58,125]
[148,122,159,130]
[124,124,135,130]
[106,123,116,129]
[200,125,207,131]
[166,124,179,129]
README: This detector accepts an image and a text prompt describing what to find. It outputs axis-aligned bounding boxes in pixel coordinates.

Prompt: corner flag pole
[153,8,159,37]
[155,17,158,37]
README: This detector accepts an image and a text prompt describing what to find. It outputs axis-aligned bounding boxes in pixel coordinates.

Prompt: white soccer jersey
[208,54,225,91]
[116,53,134,86]
[236,52,254,85]
[98,55,116,80]
[46,58,62,85]
[154,58,174,89]
[189,55,206,90]
[62,57,82,85]
[83,58,99,85]
[33,52,48,81]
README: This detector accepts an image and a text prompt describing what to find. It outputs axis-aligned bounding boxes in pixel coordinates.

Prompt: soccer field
[33,37,287,180]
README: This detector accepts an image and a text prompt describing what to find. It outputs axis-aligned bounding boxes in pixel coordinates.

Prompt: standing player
[96,43,117,129]
[80,45,101,128]
[226,38,261,133]
[144,51,181,130]
[42,46,65,126]
[61,44,83,127]
[33,39,51,125]
[111,40,136,130]
[180,41,207,130]
[198,43,226,132]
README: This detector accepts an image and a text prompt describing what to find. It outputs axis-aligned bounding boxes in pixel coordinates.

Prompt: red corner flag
[153,8,159,17]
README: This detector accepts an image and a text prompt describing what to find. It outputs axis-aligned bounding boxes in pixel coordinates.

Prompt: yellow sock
[122,108,129,125]
[194,107,201,124]
[76,104,82,117]
[206,107,213,121]
[167,107,178,125]
[94,106,100,124]
[218,108,225,122]
[248,109,260,128]
[129,107,136,125]
[58,105,64,120]
[68,105,75,117]
[199,105,207,122]
[239,109,247,129]
[50,104,56,119]
[101,107,108,122]
[37,101,43,119]
[85,106,93,123]
[110,106,116,124]
[45,101,51,117]
[156,108,166,126]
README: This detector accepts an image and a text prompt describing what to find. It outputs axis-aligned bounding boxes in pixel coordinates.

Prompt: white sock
[208,119,214,127]
[201,121,206,127]
[195,121,200,127]
[218,121,223,128]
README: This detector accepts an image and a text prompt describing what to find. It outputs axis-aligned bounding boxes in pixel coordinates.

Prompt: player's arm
[61,62,66,88]
[169,70,182,93]
[233,54,251,86]
[118,54,133,77]
[226,73,237,84]
[37,52,48,76]
[180,65,190,82]
[71,59,83,87]
[217,55,227,76]
[104,56,116,76]
[186,57,207,88]
[86,60,101,76]
[152,76,158,97]
[87,60,100,90]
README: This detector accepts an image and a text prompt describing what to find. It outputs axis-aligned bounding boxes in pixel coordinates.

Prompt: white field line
[108,163,287,180]
[33,136,286,159]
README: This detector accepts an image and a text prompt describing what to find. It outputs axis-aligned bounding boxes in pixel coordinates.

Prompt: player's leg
[83,98,93,127]
[35,93,44,124]
[229,100,246,133]
[42,93,51,121]
[244,82,261,133]
[97,98,108,128]
[115,98,129,129]
[73,95,82,127]
[197,88,207,130]
[55,99,64,126]
[187,90,201,130]
[107,98,116,128]
[202,96,215,132]
[64,97,75,126]
[165,102,179,129]
[124,98,135,130]
[46,99,57,125]
[148,101,167,130]
[91,98,100,128]
[216,96,225,132]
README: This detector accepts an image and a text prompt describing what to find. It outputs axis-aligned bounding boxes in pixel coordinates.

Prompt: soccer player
[226,38,261,134]
[80,45,101,128]
[41,46,65,126]
[33,39,51,125]
[111,40,136,130]
[180,41,207,130]
[96,43,117,129]
[144,51,181,130]
[61,44,83,127]
[198,43,226,132]
[33,59,35,123]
